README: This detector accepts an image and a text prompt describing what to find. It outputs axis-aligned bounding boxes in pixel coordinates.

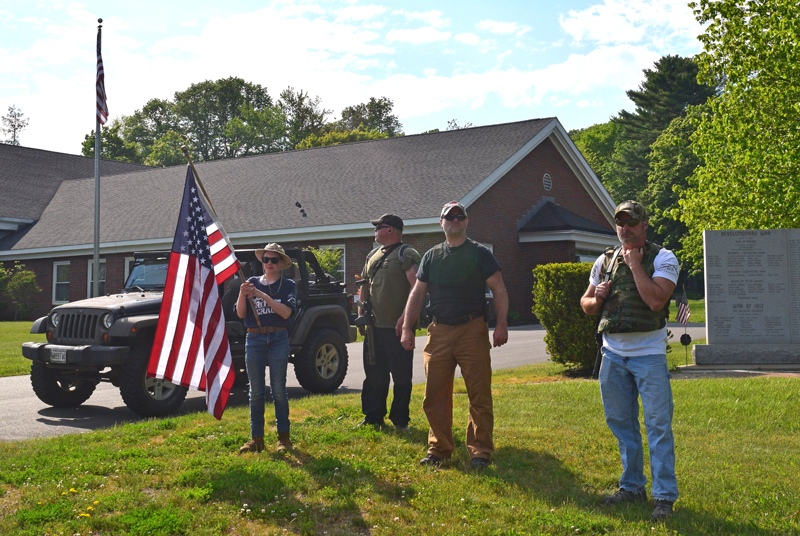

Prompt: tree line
[569,0,799,275]
[80,79,404,167]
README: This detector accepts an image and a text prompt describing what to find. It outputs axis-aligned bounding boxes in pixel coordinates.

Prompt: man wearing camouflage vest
[580,200,680,521]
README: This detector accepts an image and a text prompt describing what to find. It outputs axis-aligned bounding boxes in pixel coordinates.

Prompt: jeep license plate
[49,348,67,364]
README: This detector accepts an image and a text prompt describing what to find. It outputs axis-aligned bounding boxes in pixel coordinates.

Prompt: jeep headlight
[102,313,113,329]
[50,312,60,327]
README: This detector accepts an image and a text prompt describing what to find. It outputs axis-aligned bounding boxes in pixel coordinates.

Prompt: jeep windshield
[124,255,169,291]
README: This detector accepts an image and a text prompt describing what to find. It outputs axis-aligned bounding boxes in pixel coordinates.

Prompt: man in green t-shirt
[357,214,421,431]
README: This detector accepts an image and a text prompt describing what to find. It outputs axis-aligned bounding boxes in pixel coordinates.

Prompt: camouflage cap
[614,200,647,221]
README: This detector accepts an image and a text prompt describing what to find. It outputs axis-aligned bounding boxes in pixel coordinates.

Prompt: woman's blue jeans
[245,330,290,436]
[599,348,679,502]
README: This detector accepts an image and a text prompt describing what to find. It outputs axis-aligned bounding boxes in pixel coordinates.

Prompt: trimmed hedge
[532,262,597,370]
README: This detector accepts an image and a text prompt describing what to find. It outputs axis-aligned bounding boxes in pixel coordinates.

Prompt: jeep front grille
[55,312,101,344]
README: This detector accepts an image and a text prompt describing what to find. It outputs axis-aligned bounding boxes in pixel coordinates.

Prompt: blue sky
[0,0,704,154]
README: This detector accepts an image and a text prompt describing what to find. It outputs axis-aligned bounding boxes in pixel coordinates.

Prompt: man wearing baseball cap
[401,201,509,470]
[357,214,421,431]
[580,200,680,520]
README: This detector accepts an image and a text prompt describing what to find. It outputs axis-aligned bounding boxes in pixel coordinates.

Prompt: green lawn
[0,321,42,377]
[668,298,705,323]
[0,359,797,535]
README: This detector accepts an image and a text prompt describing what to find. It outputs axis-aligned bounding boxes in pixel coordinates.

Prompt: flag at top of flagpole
[147,166,241,419]
[96,21,108,125]
[675,287,691,325]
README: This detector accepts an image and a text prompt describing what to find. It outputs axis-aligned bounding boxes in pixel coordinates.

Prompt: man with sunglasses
[580,200,680,520]
[357,214,421,431]
[401,201,508,470]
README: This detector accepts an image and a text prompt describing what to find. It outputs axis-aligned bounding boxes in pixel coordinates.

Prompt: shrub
[532,262,597,369]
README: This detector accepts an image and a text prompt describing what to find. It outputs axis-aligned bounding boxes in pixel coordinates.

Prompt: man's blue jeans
[245,330,290,437]
[599,348,679,502]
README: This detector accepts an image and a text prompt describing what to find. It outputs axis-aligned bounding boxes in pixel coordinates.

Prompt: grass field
[0,321,43,377]
[668,298,705,323]
[0,357,797,535]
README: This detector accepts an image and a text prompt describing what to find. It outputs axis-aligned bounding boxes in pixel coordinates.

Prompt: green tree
[223,104,288,155]
[609,55,718,201]
[307,247,343,278]
[144,131,193,167]
[569,122,622,191]
[279,87,331,149]
[174,77,273,161]
[0,262,42,320]
[336,97,403,136]
[81,119,141,163]
[1,105,29,145]
[297,128,388,149]
[120,98,180,161]
[679,0,800,266]
[642,105,707,270]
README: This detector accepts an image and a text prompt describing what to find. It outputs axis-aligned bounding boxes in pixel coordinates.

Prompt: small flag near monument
[676,287,691,325]
[147,166,240,420]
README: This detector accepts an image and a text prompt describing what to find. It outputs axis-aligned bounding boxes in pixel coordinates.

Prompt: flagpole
[180,146,262,328]
[92,18,103,299]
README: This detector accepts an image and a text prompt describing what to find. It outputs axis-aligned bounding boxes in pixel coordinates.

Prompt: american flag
[675,288,691,325]
[96,26,108,125]
[148,166,240,419]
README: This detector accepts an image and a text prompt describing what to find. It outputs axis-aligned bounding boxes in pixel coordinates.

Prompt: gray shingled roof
[0,144,151,222]
[4,118,554,251]
[519,201,616,235]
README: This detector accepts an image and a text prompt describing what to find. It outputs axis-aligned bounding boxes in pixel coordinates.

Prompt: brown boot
[239,437,265,454]
[276,432,293,452]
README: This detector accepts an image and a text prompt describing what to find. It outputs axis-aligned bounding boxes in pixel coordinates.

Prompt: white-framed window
[319,244,346,281]
[53,261,70,304]
[124,257,135,285]
[87,259,107,298]
[481,243,494,298]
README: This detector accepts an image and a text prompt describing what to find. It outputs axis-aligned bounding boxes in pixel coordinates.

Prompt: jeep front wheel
[294,329,348,393]
[119,341,188,417]
[30,362,97,408]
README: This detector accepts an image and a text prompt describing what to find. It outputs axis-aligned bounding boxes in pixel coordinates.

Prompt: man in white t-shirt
[581,200,679,521]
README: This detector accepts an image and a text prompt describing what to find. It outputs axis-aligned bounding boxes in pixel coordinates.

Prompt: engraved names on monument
[695,229,800,365]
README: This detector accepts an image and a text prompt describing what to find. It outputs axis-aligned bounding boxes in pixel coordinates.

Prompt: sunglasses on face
[615,218,641,227]
[262,256,282,264]
[443,214,467,221]
[374,225,391,232]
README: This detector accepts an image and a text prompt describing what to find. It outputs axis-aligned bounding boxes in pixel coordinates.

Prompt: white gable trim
[519,229,618,252]
[0,219,443,261]
[457,118,616,228]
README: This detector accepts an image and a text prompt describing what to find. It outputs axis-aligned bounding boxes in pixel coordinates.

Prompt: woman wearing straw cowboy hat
[236,243,297,453]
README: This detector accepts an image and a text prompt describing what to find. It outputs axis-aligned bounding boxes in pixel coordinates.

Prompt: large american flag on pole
[147,166,240,419]
[675,288,691,325]
[96,25,108,125]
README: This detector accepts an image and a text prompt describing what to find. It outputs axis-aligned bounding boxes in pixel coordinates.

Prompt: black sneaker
[471,457,490,470]
[651,500,673,520]
[600,488,647,506]
[419,453,443,467]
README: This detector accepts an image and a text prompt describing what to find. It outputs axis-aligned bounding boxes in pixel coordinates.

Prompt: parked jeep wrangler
[22,248,357,417]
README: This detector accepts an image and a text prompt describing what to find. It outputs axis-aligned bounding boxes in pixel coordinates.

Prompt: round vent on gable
[543,173,553,191]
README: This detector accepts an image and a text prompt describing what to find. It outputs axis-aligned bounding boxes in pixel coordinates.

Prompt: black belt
[247,326,287,334]
[432,311,484,326]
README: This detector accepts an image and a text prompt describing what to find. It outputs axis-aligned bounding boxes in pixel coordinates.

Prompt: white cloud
[498,50,511,61]
[424,68,436,75]
[476,20,530,36]
[385,27,450,44]
[454,33,480,45]
[560,0,702,46]
[392,9,448,29]
[337,4,387,22]
[180,20,198,27]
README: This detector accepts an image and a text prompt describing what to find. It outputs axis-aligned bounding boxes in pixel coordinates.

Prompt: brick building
[0,118,617,322]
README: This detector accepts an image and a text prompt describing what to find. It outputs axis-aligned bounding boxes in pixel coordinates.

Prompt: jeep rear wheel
[294,329,348,393]
[119,341,188,417]
[30,362,97,408]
